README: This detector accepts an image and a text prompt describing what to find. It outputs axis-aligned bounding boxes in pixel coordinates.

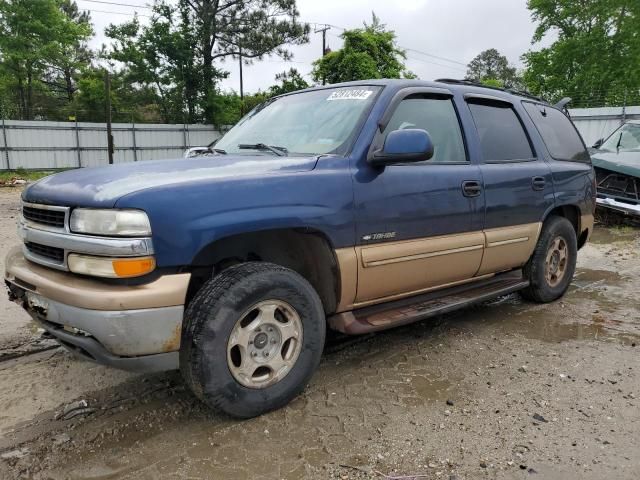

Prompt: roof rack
[435,78,546,103]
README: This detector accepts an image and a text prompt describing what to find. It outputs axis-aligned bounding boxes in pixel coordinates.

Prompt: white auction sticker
[326,89,374,101]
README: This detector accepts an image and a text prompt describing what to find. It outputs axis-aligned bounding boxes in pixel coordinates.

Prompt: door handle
[532,176,546,191]
[462,180,482,197]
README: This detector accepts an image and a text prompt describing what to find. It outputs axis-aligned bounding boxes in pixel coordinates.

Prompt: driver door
[352,91,484,304]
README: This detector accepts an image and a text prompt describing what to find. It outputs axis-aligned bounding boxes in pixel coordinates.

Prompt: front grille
[25,242,64,263]
[23,206,66,228]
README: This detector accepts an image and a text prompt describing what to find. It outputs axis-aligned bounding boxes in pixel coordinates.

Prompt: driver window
[383,96,467,163]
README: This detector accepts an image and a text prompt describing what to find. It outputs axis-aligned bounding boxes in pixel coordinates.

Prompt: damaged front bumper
[596,196,640,217]
[4,247,190,373]
[594,165,640,217]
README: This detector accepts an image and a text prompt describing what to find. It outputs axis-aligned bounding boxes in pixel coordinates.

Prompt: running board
[328,270,529,335]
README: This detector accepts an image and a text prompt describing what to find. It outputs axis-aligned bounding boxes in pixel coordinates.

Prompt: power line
[81,10,468,73]
[320,22,468,68]
[78,0,152,9]
[406,56,467,72]
[403,48,467,67]
[325,32,466,73]
[83,7,150,17]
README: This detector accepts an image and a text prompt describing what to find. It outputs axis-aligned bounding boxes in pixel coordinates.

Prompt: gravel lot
[1,187,639,479]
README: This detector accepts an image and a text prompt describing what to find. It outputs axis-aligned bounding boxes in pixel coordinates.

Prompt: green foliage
[268,68,309,96]
[104,0,309,124]
[522,0,640,106]
[69,67,164,122]
[0,0,92,119]
[466,49,521,88]
[311,13,414,84]
[105,6,207,123]
[0,0,309,124]
[243,92,270,114]
[480,78,505,88]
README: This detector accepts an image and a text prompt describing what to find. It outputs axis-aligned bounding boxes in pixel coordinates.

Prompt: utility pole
[104,71,114,165]
[314,24,331,85]
[239,45,244,115]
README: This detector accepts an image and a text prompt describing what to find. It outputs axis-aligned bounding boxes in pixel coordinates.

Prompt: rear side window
[383,97,467,163]
[468,102,534,161]
[522,102,590,163]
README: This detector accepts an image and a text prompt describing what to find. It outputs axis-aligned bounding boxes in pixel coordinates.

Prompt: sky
[82,0,551,94]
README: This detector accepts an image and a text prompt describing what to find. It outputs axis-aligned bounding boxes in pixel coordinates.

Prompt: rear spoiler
[553,97,571,117]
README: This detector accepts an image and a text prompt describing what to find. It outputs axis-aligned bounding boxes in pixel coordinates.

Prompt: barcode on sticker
[326,89,373,101]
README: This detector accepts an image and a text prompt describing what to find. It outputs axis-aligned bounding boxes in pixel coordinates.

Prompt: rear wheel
[521,216,577,303]
[180,262,325,418]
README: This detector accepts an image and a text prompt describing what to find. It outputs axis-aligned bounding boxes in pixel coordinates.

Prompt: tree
[43,0,93,104]
[311,13,414,84]
[69,67,165,122]
[106,6,205,123]
[0,0,92,119]
[466,49,520,87]
[522,0,640,106]
[106,0,309,124]
[268,68,309,96]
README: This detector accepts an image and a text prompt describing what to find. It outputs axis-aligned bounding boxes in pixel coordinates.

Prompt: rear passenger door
[465,95,554,275]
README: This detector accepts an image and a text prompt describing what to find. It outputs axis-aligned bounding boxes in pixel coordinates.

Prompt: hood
[22,155,319,207]
[591,150,640,178]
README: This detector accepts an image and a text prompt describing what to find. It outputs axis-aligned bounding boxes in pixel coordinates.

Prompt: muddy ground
[1,187,639,480]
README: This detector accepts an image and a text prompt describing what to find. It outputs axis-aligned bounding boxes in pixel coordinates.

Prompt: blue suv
[5,79,595,417]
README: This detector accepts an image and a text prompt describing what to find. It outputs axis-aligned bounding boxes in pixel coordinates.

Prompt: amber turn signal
[112,257,156,278]
[68,254,155,278]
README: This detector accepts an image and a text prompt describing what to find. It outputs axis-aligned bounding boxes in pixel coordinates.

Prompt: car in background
[591,120,640,217]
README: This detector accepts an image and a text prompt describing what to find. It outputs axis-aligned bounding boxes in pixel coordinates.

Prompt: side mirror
[369,129,434,166]
[592,138,604,149]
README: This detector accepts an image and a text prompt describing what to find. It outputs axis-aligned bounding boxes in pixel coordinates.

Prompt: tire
[180,262,326,418]
[521,216,577,303]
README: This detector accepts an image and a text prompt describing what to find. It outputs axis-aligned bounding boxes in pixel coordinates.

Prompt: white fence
[0,120,222,170]
[569,106,640,146]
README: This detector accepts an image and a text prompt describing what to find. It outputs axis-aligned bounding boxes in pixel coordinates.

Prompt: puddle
[573,268,624,285]
[473,290,640,346]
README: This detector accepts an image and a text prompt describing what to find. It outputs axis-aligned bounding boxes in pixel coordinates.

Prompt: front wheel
[180,262,325,418]
[521,216,577,303]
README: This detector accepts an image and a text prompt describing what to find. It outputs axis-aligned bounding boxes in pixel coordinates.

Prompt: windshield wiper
[616,132,623,152]
[238,143,288,156]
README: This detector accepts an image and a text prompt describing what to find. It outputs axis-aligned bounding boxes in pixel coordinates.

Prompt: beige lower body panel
[4,246,190,311]
[580,213,594,241]
[356,231,485,304]
[335,222,542,312]
[477,222,541,276]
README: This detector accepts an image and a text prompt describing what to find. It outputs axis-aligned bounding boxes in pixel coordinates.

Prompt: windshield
[600,123,640,153]
[215,86,381,156]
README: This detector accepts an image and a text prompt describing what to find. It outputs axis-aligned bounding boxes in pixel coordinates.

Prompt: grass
[0,168,59,183]
[610,225,637,233]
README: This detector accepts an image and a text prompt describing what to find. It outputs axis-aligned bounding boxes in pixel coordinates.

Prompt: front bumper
[5,247,190,372]
[597,196,640,217]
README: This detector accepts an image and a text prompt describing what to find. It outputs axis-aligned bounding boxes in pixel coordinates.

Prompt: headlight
[68,254,155,278]
[70,209,151,236]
